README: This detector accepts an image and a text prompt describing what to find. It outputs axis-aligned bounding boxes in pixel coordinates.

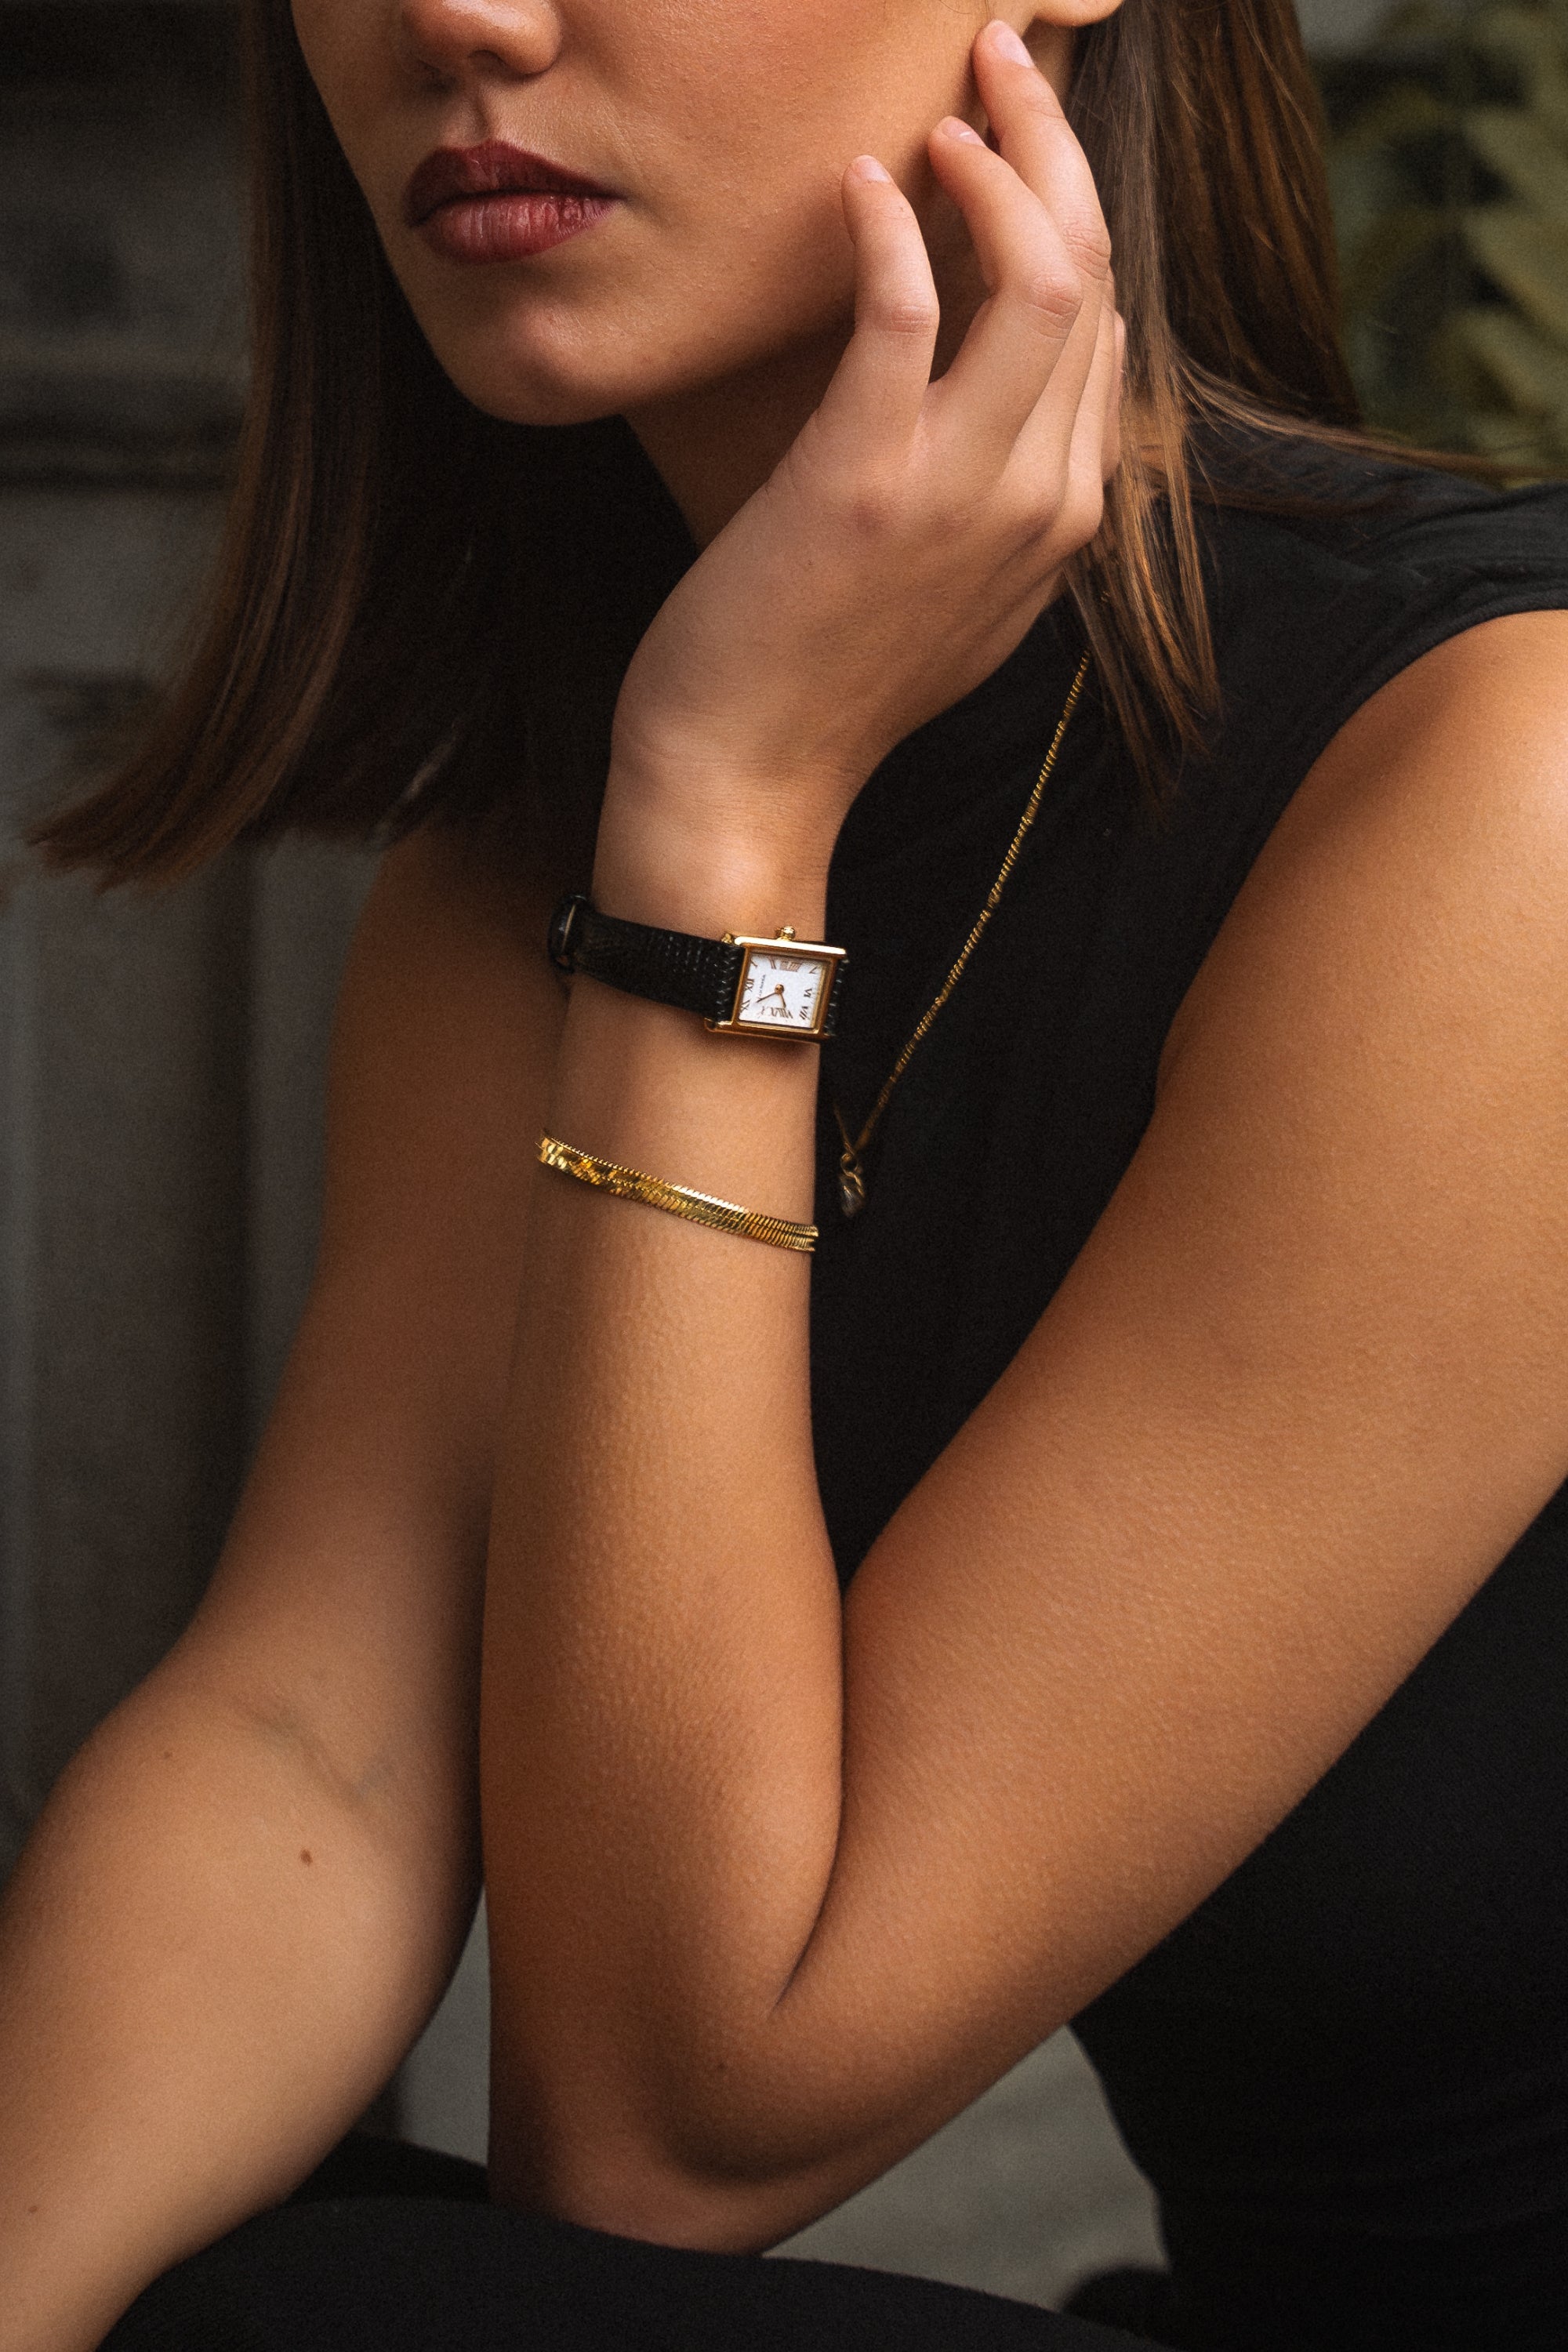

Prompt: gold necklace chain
[831,648,1091,1221]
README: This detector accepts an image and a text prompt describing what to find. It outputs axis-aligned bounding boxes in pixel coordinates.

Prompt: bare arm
[0,827,559,2352]
[483,592,1568,2237]
[462,39,1568,2245]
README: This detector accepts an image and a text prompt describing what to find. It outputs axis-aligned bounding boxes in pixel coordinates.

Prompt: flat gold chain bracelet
[539,1135,818,1254]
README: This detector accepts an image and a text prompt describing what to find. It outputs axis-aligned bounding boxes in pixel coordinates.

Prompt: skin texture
[478,605,1568,2251]
[0,839,552,2351]
[293,0,1568,2259]
[2,3,1567,2347]
[292,0,1120,535]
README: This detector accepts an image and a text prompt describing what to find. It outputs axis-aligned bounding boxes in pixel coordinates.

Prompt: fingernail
[989,21,1035,64]
[939,117,986,143]
[848,154,893,182]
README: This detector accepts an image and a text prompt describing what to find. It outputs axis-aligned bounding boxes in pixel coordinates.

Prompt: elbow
[487,2073,863,2256]
[492,2154,840,2259]
[511,2159,791,2256]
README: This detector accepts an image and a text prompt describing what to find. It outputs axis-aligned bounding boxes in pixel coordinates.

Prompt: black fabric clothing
[108,436,1568,2352]
[104,2132,1143,2352]
[809,439,1568,2349]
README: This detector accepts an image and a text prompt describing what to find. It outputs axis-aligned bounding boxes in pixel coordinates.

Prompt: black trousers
[102,2133,1163,2352]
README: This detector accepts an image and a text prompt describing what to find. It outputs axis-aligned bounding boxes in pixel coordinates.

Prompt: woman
[5,0,1568,2341]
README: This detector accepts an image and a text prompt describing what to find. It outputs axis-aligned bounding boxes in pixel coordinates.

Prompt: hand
[604,19,1121,884]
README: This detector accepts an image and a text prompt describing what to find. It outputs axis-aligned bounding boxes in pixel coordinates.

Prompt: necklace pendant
[837,1153,868,1220]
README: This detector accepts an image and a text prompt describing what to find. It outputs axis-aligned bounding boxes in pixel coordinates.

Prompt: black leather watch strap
[547,895,744,1024]
[547,893,846,1037]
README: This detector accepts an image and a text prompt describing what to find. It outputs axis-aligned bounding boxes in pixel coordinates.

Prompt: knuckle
[869,289,940,339]
[1016,264,1084,335]
[1014,75,1064,121]
[1065,218,1113,280]
[1003,481,1058,542]
[1059,474,1105,548]
[833,473,907,539]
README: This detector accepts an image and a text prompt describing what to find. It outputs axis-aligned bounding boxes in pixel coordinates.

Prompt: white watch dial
[735,949,829,1031]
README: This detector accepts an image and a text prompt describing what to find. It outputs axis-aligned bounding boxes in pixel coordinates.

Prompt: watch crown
[777,926,797,941]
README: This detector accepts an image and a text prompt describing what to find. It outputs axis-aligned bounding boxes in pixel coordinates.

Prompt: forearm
[482,830,851,2216]
[0,1664,468,2352]
[481,38,1126,2216]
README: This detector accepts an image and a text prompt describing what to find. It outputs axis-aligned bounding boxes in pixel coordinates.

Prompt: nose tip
[397,0,560,84]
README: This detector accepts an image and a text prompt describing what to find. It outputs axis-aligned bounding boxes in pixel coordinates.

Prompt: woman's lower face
[287,0,1073,433]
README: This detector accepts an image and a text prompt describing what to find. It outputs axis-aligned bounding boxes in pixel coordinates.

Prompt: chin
[455,368,626,430]
[409,266,846,434]
[408,303,632,426]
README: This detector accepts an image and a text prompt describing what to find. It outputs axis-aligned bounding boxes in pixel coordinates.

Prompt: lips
[404,140,616,228]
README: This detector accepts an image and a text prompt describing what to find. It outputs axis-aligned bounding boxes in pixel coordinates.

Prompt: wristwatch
[547,893,847,1040]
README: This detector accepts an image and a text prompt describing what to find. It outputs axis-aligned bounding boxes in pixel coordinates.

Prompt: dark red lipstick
[405,140,619,264]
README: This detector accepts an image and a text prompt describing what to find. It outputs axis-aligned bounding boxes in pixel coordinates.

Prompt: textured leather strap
[817,958,848,1042]
[548,895,743,1023]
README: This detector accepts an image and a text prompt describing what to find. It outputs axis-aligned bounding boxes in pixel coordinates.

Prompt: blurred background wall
[2,0,1552,2310]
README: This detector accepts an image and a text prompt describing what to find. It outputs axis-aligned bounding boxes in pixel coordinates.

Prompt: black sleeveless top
[808,437,1568,2352]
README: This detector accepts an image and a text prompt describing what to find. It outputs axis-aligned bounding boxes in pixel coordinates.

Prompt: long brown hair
[33,0,1365,887]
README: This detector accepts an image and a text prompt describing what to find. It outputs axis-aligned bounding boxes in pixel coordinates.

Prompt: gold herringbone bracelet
[539,1135,818,1254]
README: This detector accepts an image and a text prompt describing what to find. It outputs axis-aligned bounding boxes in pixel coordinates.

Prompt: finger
[991,292,1117,575]
[971,20,1112,278]
[924,118,1106,470]
[1054,279,1119,534]
[810,158,942,462]
[1006,264,1118,495]
[938,20,1114,456]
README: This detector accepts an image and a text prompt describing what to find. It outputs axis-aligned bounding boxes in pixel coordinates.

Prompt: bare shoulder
[1136,608,1568,1480]
[1081,601,1568,1644]
[1163,608,1568,1091]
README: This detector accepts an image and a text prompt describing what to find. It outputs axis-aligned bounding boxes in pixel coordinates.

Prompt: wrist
[593,761,837,940]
